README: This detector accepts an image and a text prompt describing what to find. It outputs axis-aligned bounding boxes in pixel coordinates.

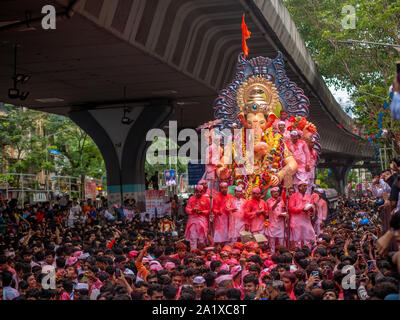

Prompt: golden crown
[236,75,279,115]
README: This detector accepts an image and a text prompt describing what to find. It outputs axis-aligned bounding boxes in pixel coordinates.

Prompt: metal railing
[0,173,102,203]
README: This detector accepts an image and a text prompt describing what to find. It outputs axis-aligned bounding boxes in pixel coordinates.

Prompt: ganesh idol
[231,76,298,198]
[207,52,321,198]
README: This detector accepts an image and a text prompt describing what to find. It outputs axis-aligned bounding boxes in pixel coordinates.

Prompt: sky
[329,85,354,118]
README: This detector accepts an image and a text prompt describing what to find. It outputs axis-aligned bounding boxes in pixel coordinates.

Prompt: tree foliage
[145,136,188,186]
[284,0,400,153]
[0,105,105,181]
[44,114,105,181]
[316,168,336,188]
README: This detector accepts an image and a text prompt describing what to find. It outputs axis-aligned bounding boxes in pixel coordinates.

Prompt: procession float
[198,15,321,200]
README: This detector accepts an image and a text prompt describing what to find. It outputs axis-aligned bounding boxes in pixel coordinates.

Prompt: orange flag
[241,14,251,58]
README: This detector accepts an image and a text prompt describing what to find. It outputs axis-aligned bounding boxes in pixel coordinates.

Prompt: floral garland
[232,127,283,199]
[287,116,317,133]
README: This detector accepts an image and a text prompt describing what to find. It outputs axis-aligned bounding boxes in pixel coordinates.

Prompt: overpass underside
[0,0,374,205]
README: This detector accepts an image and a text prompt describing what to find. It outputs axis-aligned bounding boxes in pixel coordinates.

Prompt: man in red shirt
[243,187,268,235]
[212,182,234,245]
[266,187,286,253]
[36,210,45,223]
[288,182,315,248]
[184,185,210,249]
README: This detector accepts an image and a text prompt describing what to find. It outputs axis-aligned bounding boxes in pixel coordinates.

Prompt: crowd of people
[1,166,400,300]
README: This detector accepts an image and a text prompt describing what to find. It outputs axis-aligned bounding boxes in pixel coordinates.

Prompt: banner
[85,181,97,200]
[145,190,166,218]
[33,193,47,202]
[163,202,171,217]
[164,169,176,186]
[0,191,14,201]
[188,163,205,185]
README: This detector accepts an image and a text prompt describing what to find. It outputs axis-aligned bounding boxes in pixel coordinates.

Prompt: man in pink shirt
[243,188,268,235]
[314,189,328,236]
[185,185,210,249]
[272,110,291,131]
[265,187,286,253]
[288,182,316,248]
[202,126,222,194]
[227,186,247,242]
[286,131,311,192]
[307,137,318,193]
[199,179,218,199]
[277,121,291,144]
[212,182,234,244]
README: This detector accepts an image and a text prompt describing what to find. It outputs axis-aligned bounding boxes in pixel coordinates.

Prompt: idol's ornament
[199,16,321,199]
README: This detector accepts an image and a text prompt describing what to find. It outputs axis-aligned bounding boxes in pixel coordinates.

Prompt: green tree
[44,115,105,180]
[0,105,47,173]
[145,136,188,188]
[347,169,358,186]
[284,0,400,153]
[316,168,336,188]
[0,105,105,188]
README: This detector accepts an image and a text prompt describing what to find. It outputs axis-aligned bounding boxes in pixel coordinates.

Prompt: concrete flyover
[0,0,374,203]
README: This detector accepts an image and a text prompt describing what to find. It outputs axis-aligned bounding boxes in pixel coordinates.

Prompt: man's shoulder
[391,175,399,187]
[199,194,210,200]
[4,287,19,299]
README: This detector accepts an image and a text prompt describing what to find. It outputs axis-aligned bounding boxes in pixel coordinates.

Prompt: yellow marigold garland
[232,127,283,199]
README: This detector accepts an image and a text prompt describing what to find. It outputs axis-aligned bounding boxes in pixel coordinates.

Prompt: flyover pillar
[69,103,173,210]
[331,165,351,196]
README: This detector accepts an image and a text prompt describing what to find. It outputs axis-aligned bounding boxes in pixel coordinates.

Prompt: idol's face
[246,113,267,132]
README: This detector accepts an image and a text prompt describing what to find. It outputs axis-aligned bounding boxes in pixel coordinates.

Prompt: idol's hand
[254,142,270,156]
[270,174,280,186]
